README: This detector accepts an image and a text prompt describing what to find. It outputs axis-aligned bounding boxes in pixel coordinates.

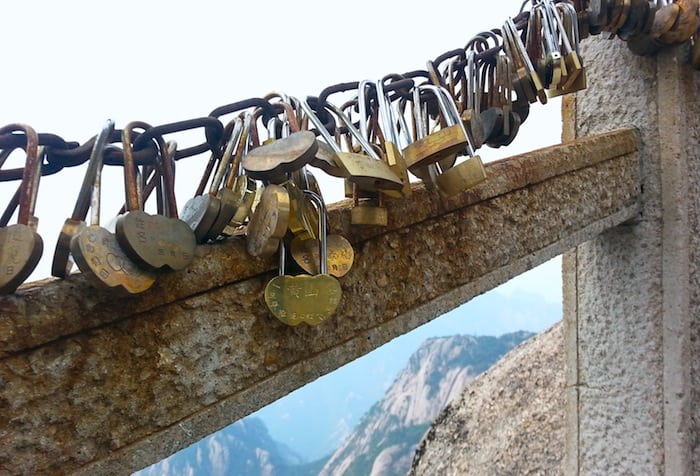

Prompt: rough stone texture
[0,131,640,475]
[410,322,565,475]
[687,52,700,476]
[564,37,699,474]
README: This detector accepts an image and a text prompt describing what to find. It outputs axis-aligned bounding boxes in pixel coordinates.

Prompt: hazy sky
[2,0,562,299]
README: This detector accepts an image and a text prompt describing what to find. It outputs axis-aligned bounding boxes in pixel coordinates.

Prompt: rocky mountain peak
[410,322,564,475]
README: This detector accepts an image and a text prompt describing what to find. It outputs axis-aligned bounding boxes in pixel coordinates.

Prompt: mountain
[318,331,534,476]
[253,287,560,461]
[410,322,564,475]
[134,330,535,476]
[134,417,313,476]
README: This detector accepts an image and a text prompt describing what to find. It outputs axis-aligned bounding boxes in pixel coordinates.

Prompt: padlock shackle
[298,98,340,153]
[0,123,39,226]
[303,190,328,276]
[122,121,151,212]
[72,120,114,222]
[324,102,383,162]
[212,117,244,195]
[123,121,176,216]
[375,80,400,145]
[225,113,253,190]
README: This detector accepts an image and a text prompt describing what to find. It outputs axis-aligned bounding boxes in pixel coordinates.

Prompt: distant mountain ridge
[135,417,309,476]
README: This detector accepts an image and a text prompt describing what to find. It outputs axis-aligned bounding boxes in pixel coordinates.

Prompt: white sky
[2,0,562,297]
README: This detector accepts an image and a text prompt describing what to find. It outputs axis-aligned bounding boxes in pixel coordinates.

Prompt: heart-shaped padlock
[264,191,342,325]
[115,122,196,271]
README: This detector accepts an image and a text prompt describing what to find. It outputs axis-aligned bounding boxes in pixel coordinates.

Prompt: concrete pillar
[563,37,700,474]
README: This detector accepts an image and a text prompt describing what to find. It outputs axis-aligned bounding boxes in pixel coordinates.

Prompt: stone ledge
[0,128,640,357]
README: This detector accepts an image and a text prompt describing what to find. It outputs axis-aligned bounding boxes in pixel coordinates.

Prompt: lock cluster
[1,1,697,326]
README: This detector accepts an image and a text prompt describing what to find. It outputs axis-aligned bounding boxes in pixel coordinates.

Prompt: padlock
[547,1,587,96]
[503,16,548,105]
[405,85,487,197]
[490,54,525,148]
[403,84,469,172]
[70,123,157,294]
[289,185,354,278]
[264,191,342,326]
[373,79,412,198]
[530,0,565,91]
[179,159,222,243]
[304,98,404,195]
[206,113,258,241]
[115,121,197,272]
[350,183,389,227]
[246,183,290,258]
[461,51,486,150]
[0,124,43,294]
[52,120,114,278]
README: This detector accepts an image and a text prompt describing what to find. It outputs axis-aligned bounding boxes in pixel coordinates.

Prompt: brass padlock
[408,85,487,197]
[264,191,342,326]
[115,121,197,272]
[53,120,114,278]
[402,83,469,172]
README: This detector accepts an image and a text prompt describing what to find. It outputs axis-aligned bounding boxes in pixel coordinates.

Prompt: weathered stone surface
[564,38,700,475]
[0,130,640,475]
[410,322,564,476]
[0,129,638,358]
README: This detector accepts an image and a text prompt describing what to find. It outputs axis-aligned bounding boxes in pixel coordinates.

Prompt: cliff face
[410,322,565,475]
[319,332,533,476]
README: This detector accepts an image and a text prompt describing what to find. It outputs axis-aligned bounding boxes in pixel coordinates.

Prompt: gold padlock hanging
[406,84,487,197]
[264,190,342,326]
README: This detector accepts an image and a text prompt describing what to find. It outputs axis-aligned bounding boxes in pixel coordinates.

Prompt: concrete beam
[0,129,640,475]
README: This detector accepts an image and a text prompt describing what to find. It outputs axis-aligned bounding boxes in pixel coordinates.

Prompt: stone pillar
[563,37,700,474]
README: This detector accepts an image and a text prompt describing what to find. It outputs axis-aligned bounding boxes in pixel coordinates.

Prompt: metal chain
[0,0,695,183]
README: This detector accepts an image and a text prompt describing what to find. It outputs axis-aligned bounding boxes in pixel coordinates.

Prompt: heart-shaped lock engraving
[0,224,43,293]
[264,274,342,326]
[71,226,157,294]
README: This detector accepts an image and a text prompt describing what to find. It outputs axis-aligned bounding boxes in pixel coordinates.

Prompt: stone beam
[0,128,640,475]
[563,38,700,474]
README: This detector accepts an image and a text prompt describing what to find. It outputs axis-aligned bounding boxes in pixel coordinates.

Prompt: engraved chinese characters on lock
[71,226,157,293]
[264,191,342,326]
